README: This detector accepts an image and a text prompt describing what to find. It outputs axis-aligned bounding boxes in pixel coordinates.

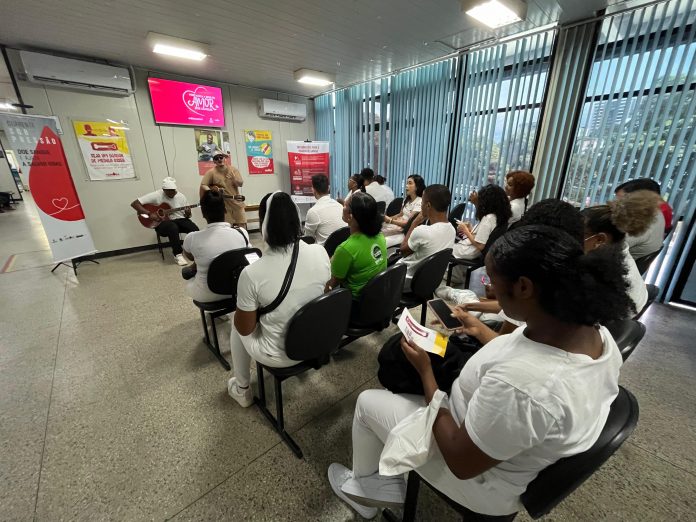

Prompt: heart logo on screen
[182,87,219,116]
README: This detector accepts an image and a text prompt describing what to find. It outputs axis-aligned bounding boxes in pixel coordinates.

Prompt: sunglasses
[213,156,225,161]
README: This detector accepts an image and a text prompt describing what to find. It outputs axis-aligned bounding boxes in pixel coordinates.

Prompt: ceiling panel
[0,0,630,96]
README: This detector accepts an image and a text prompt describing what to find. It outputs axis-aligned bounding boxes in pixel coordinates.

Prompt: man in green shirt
[326,192,387,298]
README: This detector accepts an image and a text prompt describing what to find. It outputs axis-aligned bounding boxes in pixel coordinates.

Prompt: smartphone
[427,299,463,331]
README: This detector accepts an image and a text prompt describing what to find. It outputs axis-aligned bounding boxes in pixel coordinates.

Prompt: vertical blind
[560,0,696,297]
[449,30,555,215]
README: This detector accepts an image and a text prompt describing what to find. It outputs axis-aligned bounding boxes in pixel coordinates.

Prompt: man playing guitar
[131,177,199,266]
[200,152,247,228]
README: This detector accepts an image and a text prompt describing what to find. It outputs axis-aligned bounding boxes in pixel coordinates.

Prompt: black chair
[397,249,453,325]
[384,386,639,522]
[448,202,466,222]
[339,264,407,348]
[604,319,646,361]
[324,226,351,257]
[634,249,661,276]
[192,247,262,370]
[634,283,659,320]
[155,230,185,260]
[377,201,387,216]
[386,197,403,217]
[445,256,484,288]
[254,288,352,458]
[300,235,316,244]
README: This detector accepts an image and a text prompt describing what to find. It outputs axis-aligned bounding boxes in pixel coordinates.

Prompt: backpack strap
[232,225,249,246]
[258,240,300,317]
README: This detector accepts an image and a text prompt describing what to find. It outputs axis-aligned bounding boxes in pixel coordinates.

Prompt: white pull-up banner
[0,113,96,263]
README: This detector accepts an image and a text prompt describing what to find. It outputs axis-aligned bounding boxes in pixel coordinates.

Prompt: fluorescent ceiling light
[294,68,335,86]
[147,32,209,61]
[462,0,526,29]
[0,102,16,110]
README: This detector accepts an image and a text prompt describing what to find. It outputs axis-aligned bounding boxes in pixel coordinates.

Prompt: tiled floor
[1,196,695,521]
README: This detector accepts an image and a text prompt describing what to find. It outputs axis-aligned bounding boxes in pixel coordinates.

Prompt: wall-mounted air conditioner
[258,98,307,122]
[19,51,134,96]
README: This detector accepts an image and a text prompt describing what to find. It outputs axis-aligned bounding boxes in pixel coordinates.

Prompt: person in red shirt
[615,178,673,235]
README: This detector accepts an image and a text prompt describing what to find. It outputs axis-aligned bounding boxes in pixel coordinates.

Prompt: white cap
[162,177,177,189]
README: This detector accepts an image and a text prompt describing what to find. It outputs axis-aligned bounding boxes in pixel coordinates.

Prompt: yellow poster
[73,120,135,180]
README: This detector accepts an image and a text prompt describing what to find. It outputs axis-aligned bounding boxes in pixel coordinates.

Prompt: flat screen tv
[147,77,224,127]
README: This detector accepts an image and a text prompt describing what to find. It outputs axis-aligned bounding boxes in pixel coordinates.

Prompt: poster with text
[73,120,135,180]
[287,141,330,203]
[0,114,97,263]
[195,128,231,175]
[244,130,274,174]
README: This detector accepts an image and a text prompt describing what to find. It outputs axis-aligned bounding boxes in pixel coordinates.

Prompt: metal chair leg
[200,308,211,346]
[446,263,454,286]
[464,267,472,289]
[156,232,164,260]
[208,315,231,370]
[402,470,421,522]
[420,300,427,325]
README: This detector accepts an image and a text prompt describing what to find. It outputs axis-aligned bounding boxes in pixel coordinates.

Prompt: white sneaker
[341,471,406,509]
[227,377,253,407]
[174,254,188,266]
[328,463,378,519]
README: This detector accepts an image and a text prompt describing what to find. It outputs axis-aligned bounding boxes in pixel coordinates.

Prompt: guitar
[136,194,246,229]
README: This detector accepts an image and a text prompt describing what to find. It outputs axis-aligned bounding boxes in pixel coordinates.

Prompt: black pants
[155,218,199,255]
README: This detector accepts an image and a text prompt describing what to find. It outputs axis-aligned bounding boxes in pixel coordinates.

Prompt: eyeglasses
[213,157,224,161]
[584,233,600,243]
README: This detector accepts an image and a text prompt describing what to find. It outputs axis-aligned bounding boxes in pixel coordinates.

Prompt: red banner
[287,141,330,203]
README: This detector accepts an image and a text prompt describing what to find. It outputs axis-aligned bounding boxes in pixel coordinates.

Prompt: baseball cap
[213,152,228,160]
[162,177,177,189]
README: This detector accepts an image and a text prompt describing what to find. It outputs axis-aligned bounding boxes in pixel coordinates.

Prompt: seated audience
[337,173,365,206]
[227,192,331,407]
[582,190,659,314]
[362,167,394,205]
[504,170,535,224]
[453,184,511,260]
[374,175,395,202]
[182,191,250,302]
[615,178,673,234]
[304,174,344,245]
[326,192,387,301]
[329,224,631,519]
[397,184,455,292]
[130,177,199,266]
[383,174,425,248]
[614,180,668,260]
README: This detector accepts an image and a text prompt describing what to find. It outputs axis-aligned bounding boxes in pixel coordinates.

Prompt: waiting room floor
[1,197,695,521]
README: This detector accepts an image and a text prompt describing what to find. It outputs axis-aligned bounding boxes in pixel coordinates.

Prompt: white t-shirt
[623,243,648,314]
[437,326,622,515]
[509,198,526,225]
[183,222,249,300]
[400,222,455,291]
[402,197,422,220]
[304,195,345,245]
[236,242,331,362]
[138,190,189,220]
[452,213,497,259]
[365,182,395,205]
[626,210,665,259]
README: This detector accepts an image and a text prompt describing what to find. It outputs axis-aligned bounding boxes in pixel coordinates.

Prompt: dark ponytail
[349,192,382,237]
[490,225,634,324]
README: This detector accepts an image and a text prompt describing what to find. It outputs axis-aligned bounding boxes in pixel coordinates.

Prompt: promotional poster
[73,120,135,180]
[244,130,274,174]
[194,129,231,175]
[287,141,330,203]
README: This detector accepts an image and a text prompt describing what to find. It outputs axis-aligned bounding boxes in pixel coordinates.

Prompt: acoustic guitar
[136,194,245,229]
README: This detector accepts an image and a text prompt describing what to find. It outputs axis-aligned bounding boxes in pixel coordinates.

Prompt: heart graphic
[52,197,69,210]
[182,87,218,116]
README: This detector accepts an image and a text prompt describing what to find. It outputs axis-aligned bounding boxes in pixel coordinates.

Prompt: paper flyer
[73,120,135,180]
[397,309,448,357]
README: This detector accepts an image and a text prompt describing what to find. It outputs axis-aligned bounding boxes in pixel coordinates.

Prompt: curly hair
[489,225,634,324]
[349,191,382,237]
[583,190,660,241]
[259,192,301,250]
[515,198,584,243]
[476,184,512,226]
[505,171,535,200]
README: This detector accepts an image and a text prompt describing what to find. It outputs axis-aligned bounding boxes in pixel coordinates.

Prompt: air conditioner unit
[19,51,134,96]
[258,98,307,122]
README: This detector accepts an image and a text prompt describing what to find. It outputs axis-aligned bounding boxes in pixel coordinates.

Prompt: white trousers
[351,388,520,516]
[186,279,233,303]
[229,327,297,388]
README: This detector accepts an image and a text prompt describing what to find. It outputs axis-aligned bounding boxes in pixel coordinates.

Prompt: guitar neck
[164,203,200,214]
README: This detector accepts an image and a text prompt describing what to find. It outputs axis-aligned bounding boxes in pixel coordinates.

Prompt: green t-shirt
[331,233,387,297]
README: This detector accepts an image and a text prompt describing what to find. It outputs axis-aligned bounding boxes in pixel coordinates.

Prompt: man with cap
[200,153,247,228]
[131,177,199,266]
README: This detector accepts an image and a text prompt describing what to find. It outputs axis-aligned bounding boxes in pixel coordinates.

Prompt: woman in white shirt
[383,174,425,247]
[453,184,512,260]
[328,224,632,519]
[227,191,331,407]
[582,190,662,315]
[504,170,535,224]
[337,174,365,206]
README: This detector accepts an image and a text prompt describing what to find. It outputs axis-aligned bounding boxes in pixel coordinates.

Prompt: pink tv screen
[148,77,225,127]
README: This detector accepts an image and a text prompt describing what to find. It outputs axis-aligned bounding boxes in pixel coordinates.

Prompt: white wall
[6,50,315,253]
